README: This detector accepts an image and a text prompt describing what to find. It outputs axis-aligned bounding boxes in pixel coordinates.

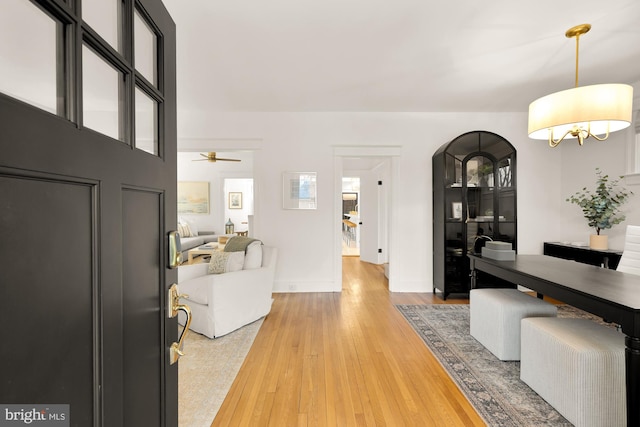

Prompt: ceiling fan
[193,152,241,163]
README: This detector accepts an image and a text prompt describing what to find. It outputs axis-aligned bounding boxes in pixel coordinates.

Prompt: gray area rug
[396,304,611,427]
[178,319,263,427]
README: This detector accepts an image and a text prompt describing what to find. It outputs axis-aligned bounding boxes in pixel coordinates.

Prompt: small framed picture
[282,172,317,209]
[452,202,462,219]
[229,192,242,209]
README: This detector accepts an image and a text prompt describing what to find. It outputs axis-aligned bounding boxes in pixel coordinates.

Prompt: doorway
[342,177,360,256]
[335,146,400,291]
[175,150,256,422]
[223,178,254,234]
[176,150,255,236]
[341,156,390,265]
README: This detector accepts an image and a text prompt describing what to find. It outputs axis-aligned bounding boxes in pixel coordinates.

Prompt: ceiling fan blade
[192,152,240,162]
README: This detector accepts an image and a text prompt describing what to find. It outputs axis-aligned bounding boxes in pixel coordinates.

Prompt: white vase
[589,234,608,250]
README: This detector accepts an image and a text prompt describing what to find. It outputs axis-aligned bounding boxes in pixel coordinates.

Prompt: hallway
[212,257,480,426]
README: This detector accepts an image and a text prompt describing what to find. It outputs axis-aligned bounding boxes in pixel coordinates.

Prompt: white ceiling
[162,0,640,113]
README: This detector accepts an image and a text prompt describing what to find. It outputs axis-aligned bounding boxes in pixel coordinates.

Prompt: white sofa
[177,245,277,338]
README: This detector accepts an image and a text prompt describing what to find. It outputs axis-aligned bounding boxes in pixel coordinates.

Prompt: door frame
[333,146,401,291]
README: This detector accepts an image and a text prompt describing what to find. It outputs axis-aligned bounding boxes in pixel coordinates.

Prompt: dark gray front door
[0,0,178,425]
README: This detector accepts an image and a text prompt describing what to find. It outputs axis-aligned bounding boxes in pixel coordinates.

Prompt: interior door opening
[342,177,360,256]
[223,177,254,235]
[341,156,390,267]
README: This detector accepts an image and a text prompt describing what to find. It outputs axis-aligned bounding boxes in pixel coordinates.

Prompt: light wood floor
[211,257,484,426]
[341,230,360,257]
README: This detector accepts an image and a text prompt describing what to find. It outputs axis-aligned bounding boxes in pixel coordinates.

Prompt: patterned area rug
[396,304,612,427]
[178,319,263,427]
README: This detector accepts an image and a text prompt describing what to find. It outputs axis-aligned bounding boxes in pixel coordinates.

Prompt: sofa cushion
[244,241,263,269]
[208,251,244,274]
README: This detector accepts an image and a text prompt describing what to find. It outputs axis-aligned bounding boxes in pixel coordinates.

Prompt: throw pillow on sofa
[207,251,244,274]
[184,219,198,236]
[177,222,193,237]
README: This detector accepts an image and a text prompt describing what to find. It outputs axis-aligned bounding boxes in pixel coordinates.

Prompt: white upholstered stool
[470,288,557,361]
[520,317,625,427]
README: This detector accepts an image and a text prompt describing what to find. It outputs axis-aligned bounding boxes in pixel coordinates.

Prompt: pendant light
[528,24,633,147]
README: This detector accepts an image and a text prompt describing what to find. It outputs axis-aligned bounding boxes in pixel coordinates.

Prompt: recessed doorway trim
[333,145,401,291]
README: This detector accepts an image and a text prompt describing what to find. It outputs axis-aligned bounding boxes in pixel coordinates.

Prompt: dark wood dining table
[468,254,640,426]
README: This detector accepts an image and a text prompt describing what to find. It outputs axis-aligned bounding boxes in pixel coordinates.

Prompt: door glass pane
[134,10,157,86]
[83,45,123,141]
[0,0,59,114]
[83,0,122,52]
[135,87,158,155]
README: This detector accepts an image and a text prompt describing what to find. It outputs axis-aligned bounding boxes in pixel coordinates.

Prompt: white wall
[177,110,570,293]
[177,151,253,235]
[557,127,640,250]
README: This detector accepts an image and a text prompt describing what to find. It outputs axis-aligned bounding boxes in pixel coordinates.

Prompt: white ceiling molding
[334,146,401,158]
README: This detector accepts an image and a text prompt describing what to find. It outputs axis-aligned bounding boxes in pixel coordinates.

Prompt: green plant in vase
[566,168,633,249]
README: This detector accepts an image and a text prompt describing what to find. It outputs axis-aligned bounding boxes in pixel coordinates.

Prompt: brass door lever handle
[168,284,191,364]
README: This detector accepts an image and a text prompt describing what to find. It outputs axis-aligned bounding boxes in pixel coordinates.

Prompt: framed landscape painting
[178,181,209,214]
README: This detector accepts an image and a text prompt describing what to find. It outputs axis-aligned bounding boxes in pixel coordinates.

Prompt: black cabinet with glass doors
[432,131,517,299]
